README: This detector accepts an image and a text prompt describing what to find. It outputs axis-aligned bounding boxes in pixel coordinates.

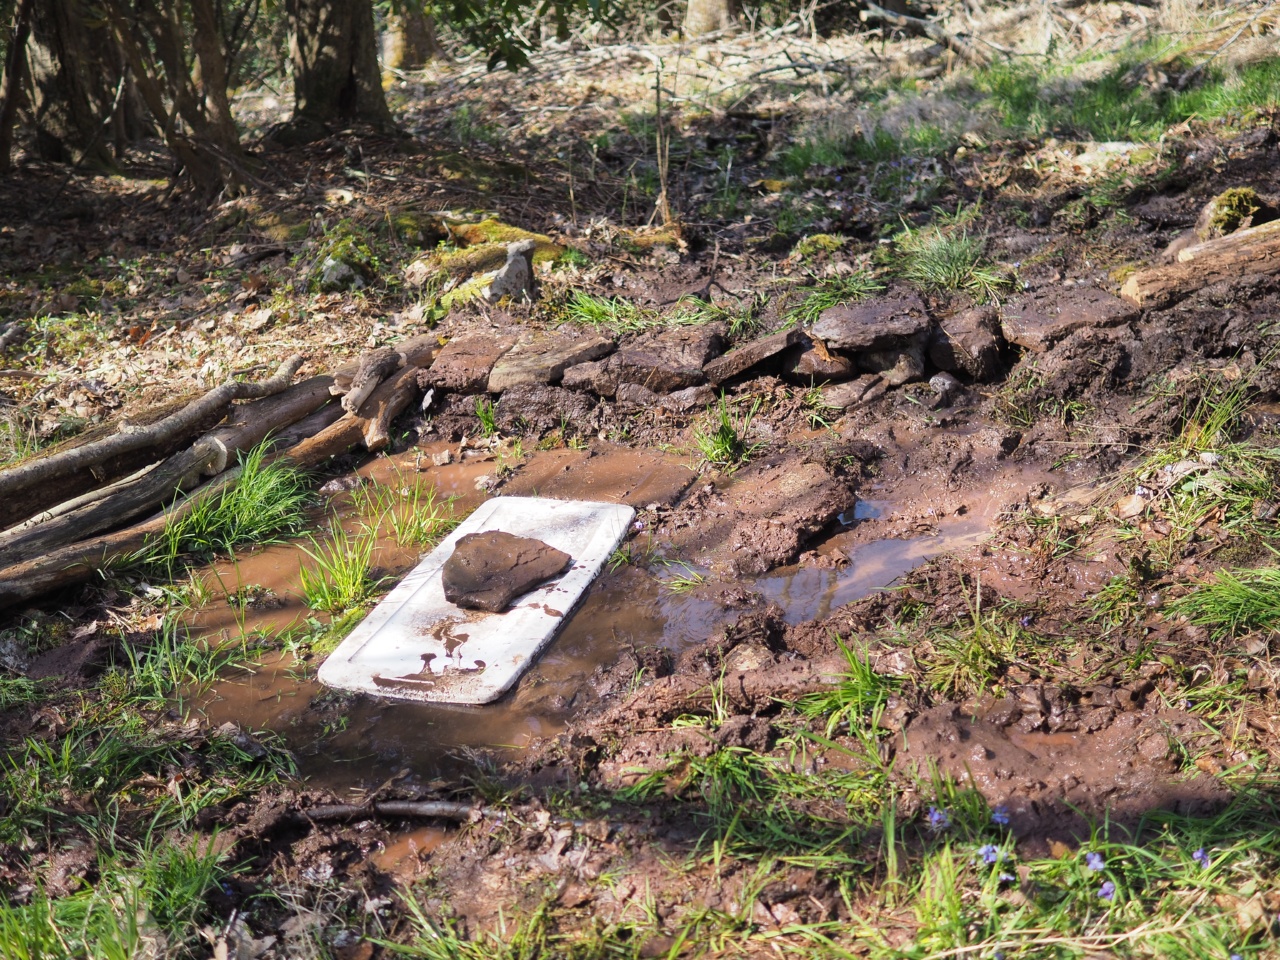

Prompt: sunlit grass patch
[1169,566,1280,639]
[144,442,311,573]
[299,525,382,615]
[353,476,461,549]
[798,639,901,737]
[693,394,764,471]
[783,273,884,328]
[896,223,1010,303]
[557,291,709,336]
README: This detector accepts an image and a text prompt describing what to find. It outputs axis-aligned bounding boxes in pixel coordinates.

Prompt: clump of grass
[474,396,498,437]
[657,561,707,594]
[897,225,1009,303]
[146,443,310,570]
[355,477,460,548]
[693,394,763,471]
[924,585,1030,696]
[799,639,902,736]
[299,526,382,615]
[557,291,708,336]
[1168,566,1280,639]
[784,274,884,328]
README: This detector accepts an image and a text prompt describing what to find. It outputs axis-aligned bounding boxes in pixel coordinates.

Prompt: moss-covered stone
[310,228,378,293]
[1198,187,1262,240]
[385,210,450,247]
[449,219,563,262]
[793,234,845,259]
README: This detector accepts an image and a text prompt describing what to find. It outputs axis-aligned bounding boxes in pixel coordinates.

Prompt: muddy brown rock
[929,305,1005,382]
[1000,287,1137,353]
[442,531,572,613]
[607,323,727,394]
[859,341,925,386]
[428,336,516,394]
[703,329,805,385]
[487,334,613,393]
[820,374,887,410]
[783,342,855,382]
[810,287,930,352]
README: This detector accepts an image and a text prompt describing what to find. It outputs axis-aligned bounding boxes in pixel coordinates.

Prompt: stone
[930,371,963,406]
[1113,494,1147,520]
[810,287,930,352]
[486,239,537,302]
[820,374,887,410]
[615,382,661,408]
[703,329,804,385]
[441,531,572,613]
[316,256,361,292]
[658,384,716,413]
[561,359,617,397]
[494,384,597,434]
[605,323,726,394]
[1000,287,1138,353]
[929,306,1004,382]
[486,334,613,393]
[783,342,855,382]
[427,335,515,394]
[859,341,925,386]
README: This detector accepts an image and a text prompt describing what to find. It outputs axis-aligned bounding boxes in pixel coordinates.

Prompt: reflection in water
[756,517,989,624]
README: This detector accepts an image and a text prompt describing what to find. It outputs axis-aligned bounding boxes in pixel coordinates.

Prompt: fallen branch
[0,354,304,507]
[0,376,336,567]
[1121,219,1280,308]
[860,1,989,66]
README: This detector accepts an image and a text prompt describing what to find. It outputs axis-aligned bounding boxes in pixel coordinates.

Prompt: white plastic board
[317,496,635,704]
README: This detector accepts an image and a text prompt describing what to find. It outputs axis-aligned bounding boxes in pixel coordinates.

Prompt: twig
[860,1,989,66]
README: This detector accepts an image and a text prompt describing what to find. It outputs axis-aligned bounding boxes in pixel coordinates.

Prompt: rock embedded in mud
[428,335,516,394]
[859,341,925,386]
[1000,287,1138,353]
[820,374,887,410]
[605,323,727,394]
[487,334,613,392]
[929,305,1005,382]
[658,384,716,413]
[442,531,572,613]
[783,342,855,382]
[703,329,805,385]
[810,286,930,352]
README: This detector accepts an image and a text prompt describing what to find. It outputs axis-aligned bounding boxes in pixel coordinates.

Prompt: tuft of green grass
[897,225,1009,302]
[299,526,382,615]
[799,639,902,737]
[474,396,498,437]
[557,291,708,336]
[354,476,461,548]
[145,442,310,571]
[659,562,707,594]
[693,394,763,471]
[784,274,884,328]
[1168,566,1280,639]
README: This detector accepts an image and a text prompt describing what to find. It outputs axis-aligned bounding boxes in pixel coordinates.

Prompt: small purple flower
[1193,848,1210,869]
[1230,954,1243,960]
[927,806,951,831]
[991,806,1010,826]
[1085,851,1106,872]
[1019,614,1033,627]
[978,844,1000,865]
[1098,880,1116,901]
[998,872,1016,884]
[632,520,645,532]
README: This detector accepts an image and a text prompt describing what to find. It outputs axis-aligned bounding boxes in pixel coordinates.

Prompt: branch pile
[0,335,439,612]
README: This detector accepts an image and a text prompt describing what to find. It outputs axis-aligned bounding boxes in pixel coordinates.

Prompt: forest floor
[4,5,1280,958]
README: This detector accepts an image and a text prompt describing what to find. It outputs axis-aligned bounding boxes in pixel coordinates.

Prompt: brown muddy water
[186,446,1033,789]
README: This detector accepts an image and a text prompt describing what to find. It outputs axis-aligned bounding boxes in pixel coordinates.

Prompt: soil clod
[441,531,572,612]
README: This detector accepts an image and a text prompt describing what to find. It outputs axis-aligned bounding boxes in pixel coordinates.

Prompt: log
[0,348,433,610]
[0,354,304,510]
[339,347,402,414]
[362,366,422,452]
[330,334,439,396]
[1121,220,1280,308]
[0,376,337,567]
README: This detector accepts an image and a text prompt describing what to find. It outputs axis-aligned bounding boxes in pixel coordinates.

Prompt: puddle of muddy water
[186,443,1033,788]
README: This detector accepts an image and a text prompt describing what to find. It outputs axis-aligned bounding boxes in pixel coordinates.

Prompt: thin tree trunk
[281,0,395,143]
[383,4,443,72]
[0,0,33,171]
[683,0,737,38]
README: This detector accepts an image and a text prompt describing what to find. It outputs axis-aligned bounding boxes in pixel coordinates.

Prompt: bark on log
[338,346,401,414]
[1120,221,1280,308]
[0,345,432,610]
[362,366,422,452]
[330,334,438,397]
[0,376,336,567]
[0,355,304,507]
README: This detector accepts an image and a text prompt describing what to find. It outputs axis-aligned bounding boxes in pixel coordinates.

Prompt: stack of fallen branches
[0,335,439,612]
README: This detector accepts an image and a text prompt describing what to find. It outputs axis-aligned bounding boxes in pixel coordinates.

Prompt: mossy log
[1120,219,1280,308]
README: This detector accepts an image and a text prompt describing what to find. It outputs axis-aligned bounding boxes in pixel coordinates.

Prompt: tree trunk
[1120,220,1280,309]
[0,0,33,171]
[383,4,443,72]
[282,0,395,143]
[683,0,737,38]
[24,0,119,166]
